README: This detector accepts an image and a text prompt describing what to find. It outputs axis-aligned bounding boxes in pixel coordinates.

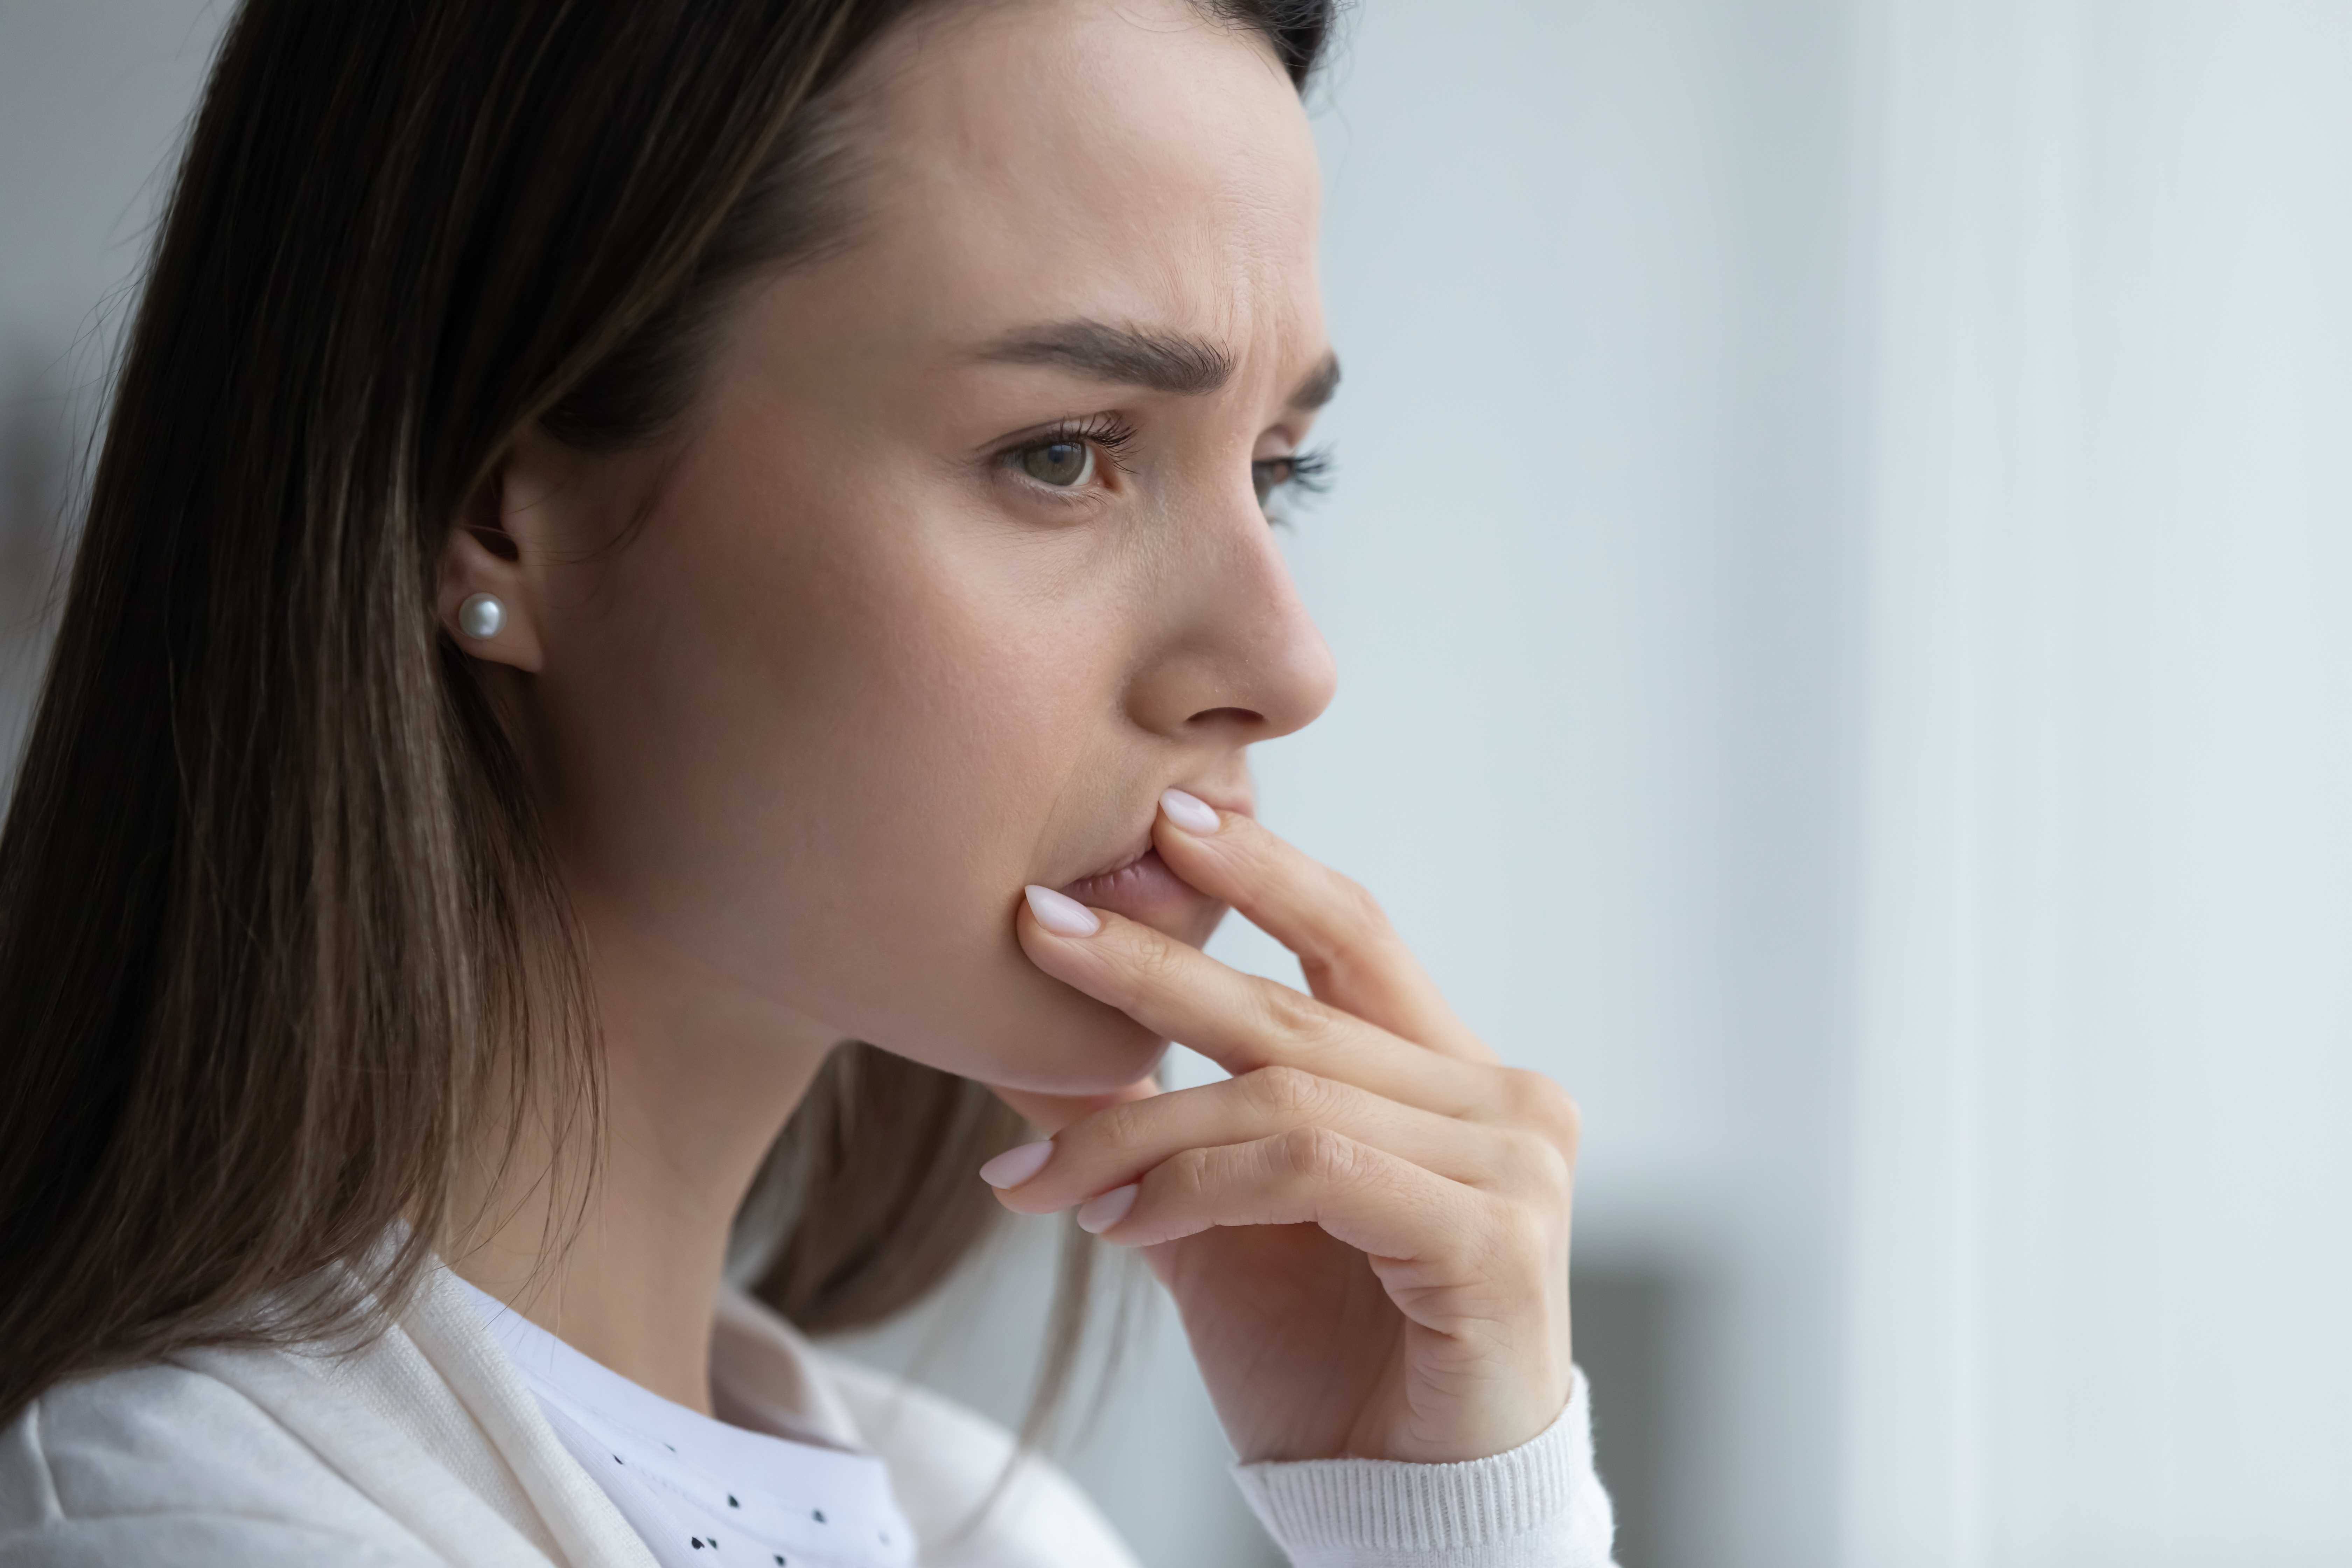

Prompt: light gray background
[9,5,2350,1568]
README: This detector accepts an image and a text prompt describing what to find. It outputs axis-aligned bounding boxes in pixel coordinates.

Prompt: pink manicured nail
[1024,884,1100,936]
[1159,788,1221,834]
[979,1140,1055,1189]
[1076,1183,1139,1235]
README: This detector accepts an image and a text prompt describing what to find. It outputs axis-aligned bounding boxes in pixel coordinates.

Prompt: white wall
[1842,3,2352,1563]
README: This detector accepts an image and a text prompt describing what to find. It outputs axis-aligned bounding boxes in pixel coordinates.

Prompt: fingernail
[1159,788,1221,834]
[979,1140,1055,1188]
[1076,1183,1139,1235]
[1024,884,1100,936]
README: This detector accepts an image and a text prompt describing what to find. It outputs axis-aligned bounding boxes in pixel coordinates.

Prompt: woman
[0,1,1614,1563]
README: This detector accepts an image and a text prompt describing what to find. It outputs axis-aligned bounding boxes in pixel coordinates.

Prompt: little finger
[985,1066,1510,1215]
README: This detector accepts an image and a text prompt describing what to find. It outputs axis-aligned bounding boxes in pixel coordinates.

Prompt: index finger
[1016,891,1484,1113]
[1150,793,1494,1063]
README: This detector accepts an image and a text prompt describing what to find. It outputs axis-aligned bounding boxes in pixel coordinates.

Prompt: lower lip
[1061,849,1213,930]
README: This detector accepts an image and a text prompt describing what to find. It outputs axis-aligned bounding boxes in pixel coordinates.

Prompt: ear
[438,462,546,673]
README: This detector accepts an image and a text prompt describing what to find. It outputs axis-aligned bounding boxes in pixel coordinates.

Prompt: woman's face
[489,0,1335,1094]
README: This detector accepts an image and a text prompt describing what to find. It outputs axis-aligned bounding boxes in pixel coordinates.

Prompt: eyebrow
[976,322,1343,413]
[1288,351,1342,412]
[979,321,1236,397]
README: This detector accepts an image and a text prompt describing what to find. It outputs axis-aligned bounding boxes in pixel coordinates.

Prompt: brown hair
[0,0,1334,1426]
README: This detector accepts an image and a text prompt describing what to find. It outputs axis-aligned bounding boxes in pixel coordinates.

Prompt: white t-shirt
[460,1278,914,1568]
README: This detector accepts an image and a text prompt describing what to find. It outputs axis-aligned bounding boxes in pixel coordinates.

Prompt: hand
[984,796,1578,1465]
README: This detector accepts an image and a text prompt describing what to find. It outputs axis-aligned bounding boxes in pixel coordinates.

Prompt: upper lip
[1064,788,1253,887]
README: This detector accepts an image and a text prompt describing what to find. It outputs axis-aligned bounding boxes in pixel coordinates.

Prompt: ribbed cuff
[1231,1373,1613,1568]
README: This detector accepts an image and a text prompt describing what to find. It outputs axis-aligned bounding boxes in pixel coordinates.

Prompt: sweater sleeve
[1228,1372,1617,1568]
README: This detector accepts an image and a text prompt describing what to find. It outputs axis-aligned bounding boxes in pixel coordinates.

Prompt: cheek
[538,456,1166,1092]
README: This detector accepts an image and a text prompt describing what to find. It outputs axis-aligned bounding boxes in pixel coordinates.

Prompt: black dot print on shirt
[690,1540,703,1550]
[728,1494,740,1508]
[812,1510,825,1524]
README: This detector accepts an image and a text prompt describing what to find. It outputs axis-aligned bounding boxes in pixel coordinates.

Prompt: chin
[985,895,1226,1093]
[891,906,1225,1094]
[884,940,1176,1100]
[958,982,1173,1097]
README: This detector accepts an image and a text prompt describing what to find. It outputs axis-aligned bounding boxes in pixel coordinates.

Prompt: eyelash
[1000,415,1140,488]
[1254,447,1336,500]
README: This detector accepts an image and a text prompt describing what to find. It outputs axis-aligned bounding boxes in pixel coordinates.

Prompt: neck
[448,903,838,1415]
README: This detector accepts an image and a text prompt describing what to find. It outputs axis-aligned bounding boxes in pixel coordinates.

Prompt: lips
[1054,790,1250,934]
[1062,844,1185,905]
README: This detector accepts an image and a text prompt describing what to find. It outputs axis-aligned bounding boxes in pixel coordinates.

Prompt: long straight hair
[0,0,1333,1426]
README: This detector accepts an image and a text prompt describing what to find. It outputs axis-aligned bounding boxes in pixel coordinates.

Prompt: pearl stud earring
[458,593,505,640]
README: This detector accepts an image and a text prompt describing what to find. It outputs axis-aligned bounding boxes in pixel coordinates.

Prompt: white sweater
[0,1263,1616,1567]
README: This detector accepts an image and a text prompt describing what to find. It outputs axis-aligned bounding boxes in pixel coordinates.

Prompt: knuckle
[1512,1129,1576,1196]
[1297,872,1396,975]
[1241,1064,1326,1122]
[1162,1144,1219,1204]
[1122,930,1190,993]
[1253,980,1339,1050]
[1486,1127,1565,1188]
[1090,1098,1153,1158]
[1324,869,1393,936]
[1499,1068,1582,1151]
[1276,1124,1363,1184]
[1475,1194,1552,1267]
[1099,930,1189,1017]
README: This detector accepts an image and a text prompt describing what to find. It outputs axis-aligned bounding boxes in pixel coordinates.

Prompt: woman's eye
[1251,457,1293,504]
[1253,448,1333,513]
[1018,440,1095,488]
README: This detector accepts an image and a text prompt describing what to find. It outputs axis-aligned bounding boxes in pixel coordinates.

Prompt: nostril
[1188,706,1263,730]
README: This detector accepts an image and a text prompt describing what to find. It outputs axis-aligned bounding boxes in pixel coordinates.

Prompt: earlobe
[438,470,546,672]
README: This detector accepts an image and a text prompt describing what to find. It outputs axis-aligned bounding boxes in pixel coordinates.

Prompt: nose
[1121,486,1338,747]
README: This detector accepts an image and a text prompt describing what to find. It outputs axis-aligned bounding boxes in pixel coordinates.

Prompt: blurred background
[5,2,2350,1565]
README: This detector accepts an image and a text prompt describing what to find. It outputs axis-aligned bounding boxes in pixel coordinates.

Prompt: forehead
[823,0,1324,373]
